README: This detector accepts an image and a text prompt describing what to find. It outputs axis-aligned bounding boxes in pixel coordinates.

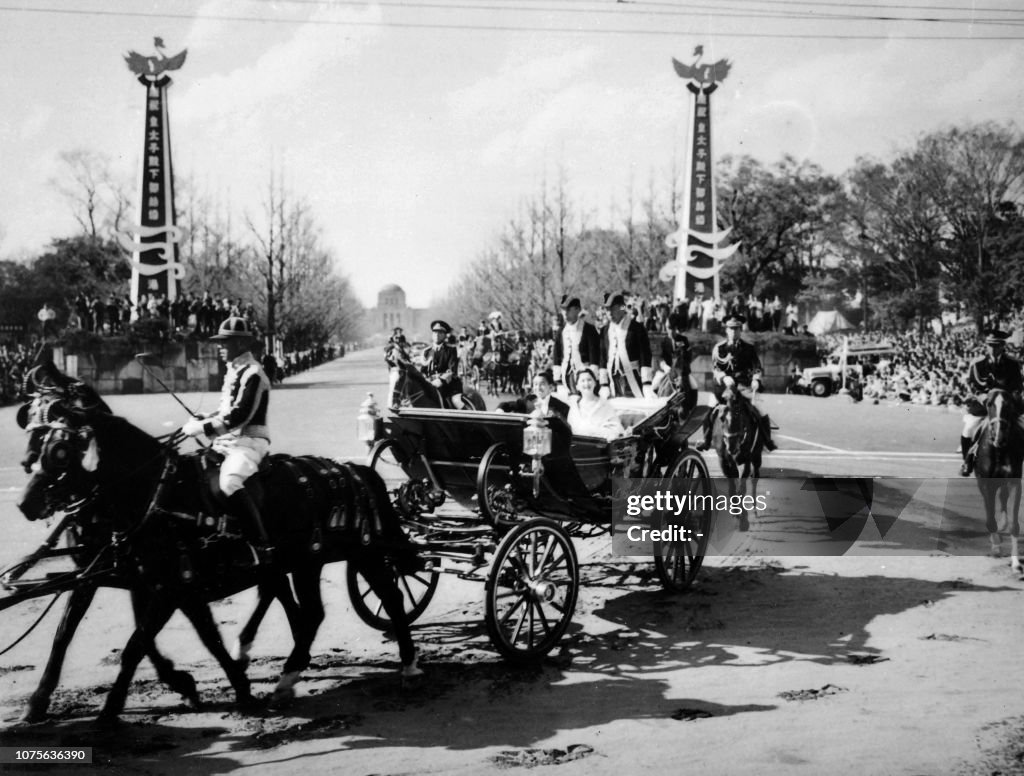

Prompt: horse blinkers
[36,423,98,475]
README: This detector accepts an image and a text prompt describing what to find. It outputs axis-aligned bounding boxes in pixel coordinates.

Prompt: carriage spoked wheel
[484,518,579,663]
[346,560,441,631]
[368,438,438,517]
[477,442,521,525]
[653,448,713,592]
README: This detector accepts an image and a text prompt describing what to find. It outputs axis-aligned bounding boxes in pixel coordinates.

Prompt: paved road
[0,347,991,568]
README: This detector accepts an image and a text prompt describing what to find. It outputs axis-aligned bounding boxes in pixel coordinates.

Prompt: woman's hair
[575,367,599,395]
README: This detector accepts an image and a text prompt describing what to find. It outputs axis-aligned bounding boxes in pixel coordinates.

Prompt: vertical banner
[663,47,740,304]
[119,40,187,318]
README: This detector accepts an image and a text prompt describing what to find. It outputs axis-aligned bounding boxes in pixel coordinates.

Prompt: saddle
[194,450,268,517]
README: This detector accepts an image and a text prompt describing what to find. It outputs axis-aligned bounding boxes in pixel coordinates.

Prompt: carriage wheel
[368,438,436,517]
[477,442,520,525]
[346,561,440,630]
[485,518,578,663]
[653,449,713,592]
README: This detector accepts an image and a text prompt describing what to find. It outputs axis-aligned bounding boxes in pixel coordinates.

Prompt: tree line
[0,151,363,350]
[439,121,1024,335]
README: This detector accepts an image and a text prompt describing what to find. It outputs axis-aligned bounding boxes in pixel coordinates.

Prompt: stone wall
[657,332,819,393]
[58,340,223,394]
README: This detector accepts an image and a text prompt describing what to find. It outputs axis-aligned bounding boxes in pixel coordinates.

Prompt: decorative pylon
[662,45,740,303]
[118,37,188,317]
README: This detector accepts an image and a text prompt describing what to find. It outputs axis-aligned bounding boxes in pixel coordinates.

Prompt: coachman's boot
[228,490,275,566]
[959,436,974,477]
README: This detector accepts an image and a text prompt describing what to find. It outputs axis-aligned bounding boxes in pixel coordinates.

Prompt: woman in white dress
[567,369,624,442]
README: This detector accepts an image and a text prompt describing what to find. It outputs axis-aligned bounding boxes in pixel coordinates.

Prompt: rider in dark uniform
[959,329,1024,476]
[422,320,465,409]
[697,314,777,452]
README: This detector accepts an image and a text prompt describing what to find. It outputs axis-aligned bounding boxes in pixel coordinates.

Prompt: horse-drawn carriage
[353,359,713,661]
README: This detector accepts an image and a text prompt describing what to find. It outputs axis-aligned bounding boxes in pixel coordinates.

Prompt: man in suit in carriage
[959,329,1024,476]
[182,316,274,565]
[553,295,602,397]
[598,292,655,400]
[497,370,570,420]
[422,320,466,409]
[696,314,777,452]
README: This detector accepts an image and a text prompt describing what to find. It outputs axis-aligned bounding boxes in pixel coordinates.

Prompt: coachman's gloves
[182,417,206,437]
[723,375,736,387]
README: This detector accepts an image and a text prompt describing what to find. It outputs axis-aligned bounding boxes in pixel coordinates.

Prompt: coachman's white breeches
[213,436,270,495]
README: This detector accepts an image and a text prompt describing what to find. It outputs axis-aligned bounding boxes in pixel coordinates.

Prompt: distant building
[365,284,436,341]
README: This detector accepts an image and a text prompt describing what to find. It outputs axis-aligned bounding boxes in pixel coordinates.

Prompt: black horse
[709,389,767,531]
[388,354,487,411]
[713,388,765,480]
[974,388,1024,571]
[16,383,421,722]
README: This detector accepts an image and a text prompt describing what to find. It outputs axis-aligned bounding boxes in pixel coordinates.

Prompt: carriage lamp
[356,392,382,444]
[523,410,552,458]
[523,410,552,498]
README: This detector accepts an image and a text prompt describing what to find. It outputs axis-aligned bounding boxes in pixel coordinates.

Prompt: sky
[1,1,1023,309]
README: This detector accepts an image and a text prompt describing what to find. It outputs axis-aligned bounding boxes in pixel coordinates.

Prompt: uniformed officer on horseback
[423,320,466,409]
[182,316,274,565]
[696,314,777,452]
[959,328,1024,476]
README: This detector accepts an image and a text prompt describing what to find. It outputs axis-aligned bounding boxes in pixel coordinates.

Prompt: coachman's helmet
[211,316,256,340]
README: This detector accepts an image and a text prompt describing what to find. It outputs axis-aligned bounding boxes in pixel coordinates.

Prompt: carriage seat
[608,396,668,432]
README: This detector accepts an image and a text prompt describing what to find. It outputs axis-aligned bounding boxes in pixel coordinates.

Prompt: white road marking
[773,450,959,459]
[775,434,845,452]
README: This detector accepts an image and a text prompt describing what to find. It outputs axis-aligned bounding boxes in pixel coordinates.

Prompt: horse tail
[346,462,421,575]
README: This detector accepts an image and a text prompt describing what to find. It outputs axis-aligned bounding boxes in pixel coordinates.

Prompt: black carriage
[352,392,713,662]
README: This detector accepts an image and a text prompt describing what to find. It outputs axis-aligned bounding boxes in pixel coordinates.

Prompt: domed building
[365,284,436,340]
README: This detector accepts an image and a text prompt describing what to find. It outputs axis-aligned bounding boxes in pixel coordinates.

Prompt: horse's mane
[86,410,166,473]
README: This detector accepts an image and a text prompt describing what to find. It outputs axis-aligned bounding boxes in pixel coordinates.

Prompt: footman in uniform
[552,295,601,397]
[598,292,654,400]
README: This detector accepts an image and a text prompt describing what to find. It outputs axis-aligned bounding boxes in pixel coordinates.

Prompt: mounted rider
[422,319,466,409]
[385,327,411,409]
[598,291,655,400]
[552,295,601,397]
[696,314,777,452]
[181,316,274,564]
[959,328,1024,476]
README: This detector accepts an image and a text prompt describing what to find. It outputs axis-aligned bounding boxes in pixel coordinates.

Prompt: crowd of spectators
[0,344,34,406]
[65,292,259,338]
[813,310,1024,407]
